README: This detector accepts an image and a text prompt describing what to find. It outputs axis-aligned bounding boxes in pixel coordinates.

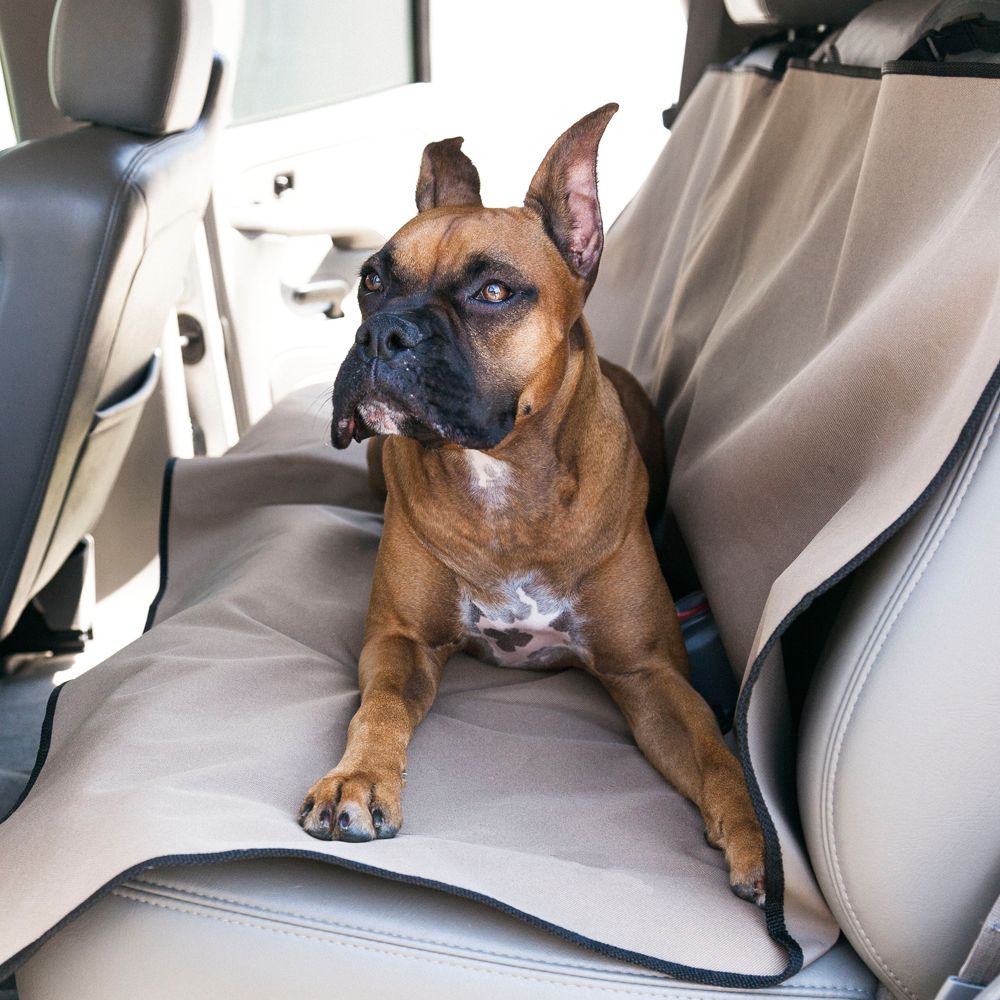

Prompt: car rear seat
[0,0,219,646]
[14,0,1000,997]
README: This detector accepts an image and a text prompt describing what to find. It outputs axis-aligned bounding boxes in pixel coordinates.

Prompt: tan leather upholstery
[799,382,1000,1000]
[0,6,219,638]
[48,0,213,135]
[16,858,878,1000]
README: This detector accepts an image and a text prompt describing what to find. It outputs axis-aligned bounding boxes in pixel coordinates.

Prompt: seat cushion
[0,390,831,984]
[16,857,877,1000]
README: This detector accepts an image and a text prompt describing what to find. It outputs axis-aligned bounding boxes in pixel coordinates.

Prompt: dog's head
[331,103,618,450]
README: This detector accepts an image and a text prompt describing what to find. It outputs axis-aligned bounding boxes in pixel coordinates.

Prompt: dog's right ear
[524,104,618,287]
[415,137,483,213]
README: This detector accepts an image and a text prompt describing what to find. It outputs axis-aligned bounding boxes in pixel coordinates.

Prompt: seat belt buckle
[934,975,986,1000]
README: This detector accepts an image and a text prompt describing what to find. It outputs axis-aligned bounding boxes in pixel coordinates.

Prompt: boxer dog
[299,105,766,904]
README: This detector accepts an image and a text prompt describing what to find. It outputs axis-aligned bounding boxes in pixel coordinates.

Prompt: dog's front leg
[300,502,459,843]
[299,632,446,842]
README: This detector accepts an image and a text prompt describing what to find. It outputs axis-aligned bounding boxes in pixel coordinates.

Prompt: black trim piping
[785,57,882,78]
[706,61,783,80]
[143,457,177,633]
[0,827,788,987]
[4,355,1000,985]
[883,59,1000,77]
[712,54,1000,80]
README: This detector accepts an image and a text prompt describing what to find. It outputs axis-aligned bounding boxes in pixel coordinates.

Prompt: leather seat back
[798,381,1000,1000]
[0,0,219,638]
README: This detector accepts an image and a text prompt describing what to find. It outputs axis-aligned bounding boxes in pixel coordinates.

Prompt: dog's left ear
[524,103,618,286]
[416,137,483,212]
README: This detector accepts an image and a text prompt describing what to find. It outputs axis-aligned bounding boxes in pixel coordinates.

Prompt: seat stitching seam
[122,881,869,994]
[822,394,1000,999]
[109,889,718,998]
[125,877,659,977]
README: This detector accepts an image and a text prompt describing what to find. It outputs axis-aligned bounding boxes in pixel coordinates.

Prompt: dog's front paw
[298,768,403,843]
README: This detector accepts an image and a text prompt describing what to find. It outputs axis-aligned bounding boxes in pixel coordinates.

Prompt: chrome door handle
[291,278,352,318]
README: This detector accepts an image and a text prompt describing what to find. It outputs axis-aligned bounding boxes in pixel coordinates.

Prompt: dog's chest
[459,579,588,669]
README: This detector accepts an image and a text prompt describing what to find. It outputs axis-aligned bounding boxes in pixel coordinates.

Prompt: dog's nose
[355,313,424,362]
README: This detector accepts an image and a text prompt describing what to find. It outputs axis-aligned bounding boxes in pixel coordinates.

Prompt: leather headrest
[813,0,1000,65]
[48,0,213,135]
[724,0,872,27]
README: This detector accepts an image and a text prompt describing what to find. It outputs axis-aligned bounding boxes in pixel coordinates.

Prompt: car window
[230,0,420,124]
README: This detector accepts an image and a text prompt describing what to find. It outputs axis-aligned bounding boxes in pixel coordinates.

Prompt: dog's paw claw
[332,802,375,842]
[731,876,766,908]
[371,807,398,839]
[298,799,335,840]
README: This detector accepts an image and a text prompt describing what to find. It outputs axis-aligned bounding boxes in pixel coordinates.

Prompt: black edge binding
[143,457,177,633]
[884,59,1000,77]
[785,57,882,78]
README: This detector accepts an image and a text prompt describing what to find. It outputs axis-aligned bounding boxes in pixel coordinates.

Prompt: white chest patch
[461,579,587,669]
[464,450,509,503]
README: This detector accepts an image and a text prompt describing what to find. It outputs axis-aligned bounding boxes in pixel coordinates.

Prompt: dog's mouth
[331,344,518,451]
[333,399,411,448]
[331,362,450,450]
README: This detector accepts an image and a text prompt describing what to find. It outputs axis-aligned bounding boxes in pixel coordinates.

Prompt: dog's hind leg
[582,524,766,905]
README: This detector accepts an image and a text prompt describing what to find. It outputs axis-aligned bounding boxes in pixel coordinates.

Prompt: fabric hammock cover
[2,59,999,984]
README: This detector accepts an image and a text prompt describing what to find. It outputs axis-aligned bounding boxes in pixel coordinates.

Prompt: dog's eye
[363,272,382,293]
[477,281,511,303]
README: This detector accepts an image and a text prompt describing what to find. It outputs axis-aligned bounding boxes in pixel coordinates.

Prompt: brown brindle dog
[299,105,767,904]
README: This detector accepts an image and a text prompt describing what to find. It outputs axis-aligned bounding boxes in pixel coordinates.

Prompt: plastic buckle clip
[934,977,986,1000]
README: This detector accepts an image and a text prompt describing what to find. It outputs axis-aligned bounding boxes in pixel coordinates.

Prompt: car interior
[1,0,999,998]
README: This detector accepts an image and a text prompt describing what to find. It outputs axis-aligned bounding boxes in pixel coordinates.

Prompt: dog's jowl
[298,105,767,905]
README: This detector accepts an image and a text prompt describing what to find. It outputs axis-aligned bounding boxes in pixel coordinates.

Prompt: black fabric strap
[903,16,1000,61]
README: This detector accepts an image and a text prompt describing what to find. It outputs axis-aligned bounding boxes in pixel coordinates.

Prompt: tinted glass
[232,0,417,124]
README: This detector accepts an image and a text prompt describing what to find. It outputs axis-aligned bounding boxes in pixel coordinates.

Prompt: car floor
[0,656,58,818]
[0,662,50,999]
[0,559,160,817]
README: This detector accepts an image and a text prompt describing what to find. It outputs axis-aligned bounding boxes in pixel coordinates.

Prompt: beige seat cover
[2,59,1000,985]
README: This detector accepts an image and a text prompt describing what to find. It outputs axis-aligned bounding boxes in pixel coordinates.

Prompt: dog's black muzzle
[330,307,516,451]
